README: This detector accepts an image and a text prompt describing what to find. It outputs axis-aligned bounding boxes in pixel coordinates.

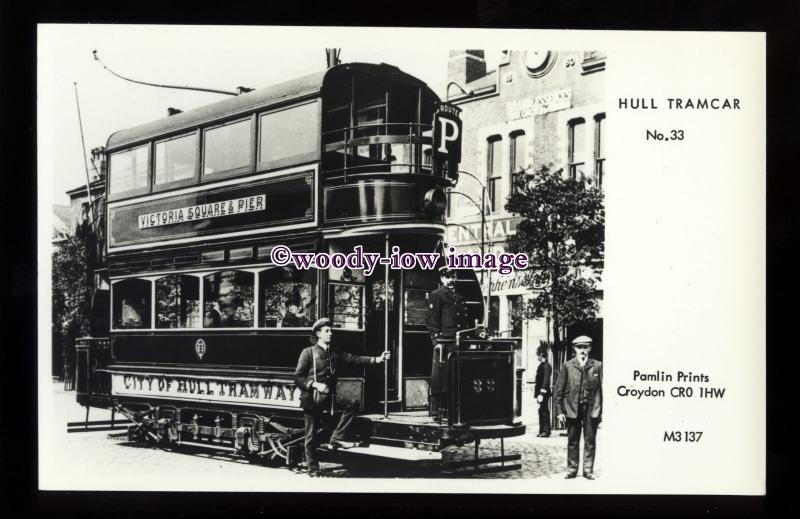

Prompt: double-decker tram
[75,63,525,472]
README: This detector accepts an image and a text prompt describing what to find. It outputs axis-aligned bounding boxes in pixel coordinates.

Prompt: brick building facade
[445,50,606,382]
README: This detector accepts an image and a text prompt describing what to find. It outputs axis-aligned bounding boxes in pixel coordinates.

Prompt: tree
[505,165,604,352]
[52,230,92,379]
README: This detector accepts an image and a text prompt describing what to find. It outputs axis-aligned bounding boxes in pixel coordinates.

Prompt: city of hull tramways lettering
[74,62,525,474]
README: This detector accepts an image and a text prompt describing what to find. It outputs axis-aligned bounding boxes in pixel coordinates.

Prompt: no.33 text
[647,129,685,141]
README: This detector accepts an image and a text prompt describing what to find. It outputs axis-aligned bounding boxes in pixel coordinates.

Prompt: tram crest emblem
[195,339,207,360]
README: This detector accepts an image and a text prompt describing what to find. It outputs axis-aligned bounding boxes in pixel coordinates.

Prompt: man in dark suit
[554,335,603,480]
[426,265,467,416]
[293,317,390,477]
[534,345,553,437]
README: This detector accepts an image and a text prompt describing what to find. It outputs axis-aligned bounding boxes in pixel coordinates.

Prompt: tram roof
[106,62,438,151]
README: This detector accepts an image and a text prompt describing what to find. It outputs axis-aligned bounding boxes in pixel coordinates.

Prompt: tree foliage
[505,165,604,344]
[52,231,91,376]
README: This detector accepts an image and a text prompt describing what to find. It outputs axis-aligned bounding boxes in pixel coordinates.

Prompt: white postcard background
[37,26,765,494]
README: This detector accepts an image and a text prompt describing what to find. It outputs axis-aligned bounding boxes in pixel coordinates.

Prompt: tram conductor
[426,265,468,416]
[294,318,390,477]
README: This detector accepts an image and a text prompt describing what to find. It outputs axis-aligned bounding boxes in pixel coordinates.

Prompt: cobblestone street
[44,382,588,485]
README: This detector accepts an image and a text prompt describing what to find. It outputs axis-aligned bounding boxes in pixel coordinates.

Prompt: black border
[4,1,795,517]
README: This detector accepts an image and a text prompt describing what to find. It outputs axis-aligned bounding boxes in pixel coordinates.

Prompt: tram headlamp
[422,188,447,216]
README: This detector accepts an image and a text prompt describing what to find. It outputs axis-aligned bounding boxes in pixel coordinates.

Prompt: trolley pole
[73,82,94,222]
[384,233,390,418]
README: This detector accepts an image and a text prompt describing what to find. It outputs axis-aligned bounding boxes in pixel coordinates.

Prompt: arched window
[568,118,586,180]
[509,130,526,193]
[486,135,502,212]
[259,266,318,328]
[202,270,254,328]
[155,275,200,328]
[112,278,152,329]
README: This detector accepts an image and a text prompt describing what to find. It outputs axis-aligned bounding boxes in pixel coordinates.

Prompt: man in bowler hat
[426,265,467,416]
[294,318,390,476]
[554,335,603,479]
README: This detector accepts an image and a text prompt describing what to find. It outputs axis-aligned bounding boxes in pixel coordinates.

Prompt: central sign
[138,194,266,229]
[111,373,301,409]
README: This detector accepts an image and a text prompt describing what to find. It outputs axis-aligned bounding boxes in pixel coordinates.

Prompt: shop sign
[506,88,572,119]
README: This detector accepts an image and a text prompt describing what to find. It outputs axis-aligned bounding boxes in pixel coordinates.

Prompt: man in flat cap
[294,317,390,477]
[554,335,603,480]
[426,265,468,417]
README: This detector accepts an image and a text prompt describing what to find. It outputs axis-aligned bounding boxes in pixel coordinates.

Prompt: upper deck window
[109,145,149,195]
[258,101,319,171]
[203,118,252,177]
[155,132,198,187]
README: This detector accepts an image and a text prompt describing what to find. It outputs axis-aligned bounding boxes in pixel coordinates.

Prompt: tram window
[259,266,317,328]
[109,145,149,195]
[258,102,320,170]
[112,278,152,329]
[155,133,198,186]
[371,278,395,312]
[328,283,365,330]
[329,266,365,283]
[203,118,252,176]
[404,289,429,326]
[202,270,254,328]
[155,275,201,328]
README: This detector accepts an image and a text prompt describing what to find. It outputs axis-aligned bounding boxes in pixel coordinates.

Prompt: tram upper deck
[104,62,451,258]
[92,63,483,417]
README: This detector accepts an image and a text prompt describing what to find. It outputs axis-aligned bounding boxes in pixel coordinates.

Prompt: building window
[487,136,502,213]
[594,113,606,189]
[203,270,254,328]
[155,275,200,329]
[568,119,586,181]
[109,145,149,195]
[509,131,526,192]
[155,132,198,187]
[259,101,320,171]
[203,118,252,177]
[508,294,523,337]
[112,278,152,329]
[260,266,317,328]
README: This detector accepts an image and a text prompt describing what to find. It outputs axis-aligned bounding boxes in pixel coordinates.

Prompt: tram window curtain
[112,278,152,329]
[109,145,149,196]
[202,270,254,328]
[259,266,317,328]
[258,101,320,171]
[155,275,201,328]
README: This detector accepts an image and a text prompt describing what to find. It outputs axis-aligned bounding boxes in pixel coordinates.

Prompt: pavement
[42,381,601,483]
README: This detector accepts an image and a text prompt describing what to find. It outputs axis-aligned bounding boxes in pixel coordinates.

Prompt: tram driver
[294,318,390,477]
[426,265,469,417]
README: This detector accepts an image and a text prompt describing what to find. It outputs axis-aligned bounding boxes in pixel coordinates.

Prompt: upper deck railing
[321,121,442,182]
